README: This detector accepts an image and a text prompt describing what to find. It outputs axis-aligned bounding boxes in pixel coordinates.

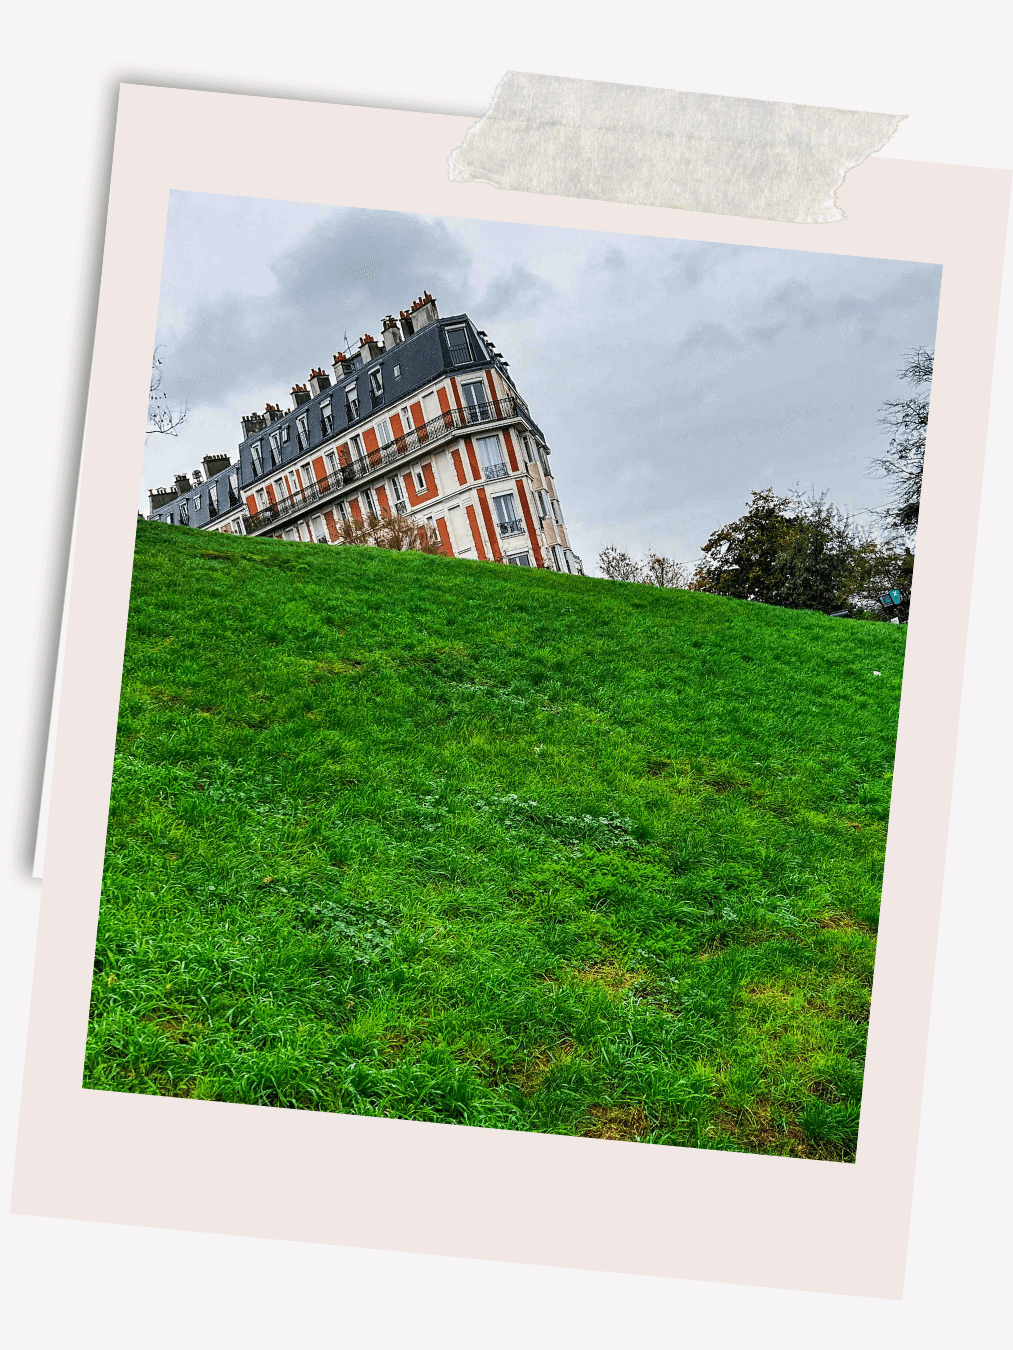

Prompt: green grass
[85,520,907,1161]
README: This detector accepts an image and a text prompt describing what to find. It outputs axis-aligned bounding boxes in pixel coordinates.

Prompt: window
[178,501,189,525]
[369,367,383,400]
[228,470,239,500]
[345,383,360,421]
[414,467,427,493]
[492,492,524,537]
[233,518,246,535]
[400,405,414,435]
[281,424,290,443]
[551,544,565,571]
[447,326,473,365]
[337,499,349,521]
[390,476,406,513]
[476,434,508,481]
[310,514,327,542]
[256,487,269,510]
[300,463,314,496]
[274,478,286,503]
[551,499,563,525]
[209,483,219,511]
[461,379,489,422]
[507,551,532,567]
[535,489,551,518]
[325,450,339,479]
[377,417,393,447]
[350,433,366,469]
[393,364,401,378]
[194,494,202,512]
[296,412,310,451]
[538,446,550,478]
[362,486,377,517]
[269,431,282,467]
[320,399,333,435]
[251,441,264,475]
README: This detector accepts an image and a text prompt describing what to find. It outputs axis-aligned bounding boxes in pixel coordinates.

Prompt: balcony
[482,461,510,481]
[244,395,527,533]
[498,519,525,538]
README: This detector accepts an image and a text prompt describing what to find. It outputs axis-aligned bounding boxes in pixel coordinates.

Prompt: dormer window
[369,367,383,399]
[320,398,333,435]
[269,431,282,467]
[296,412,310,451]
[345,383,360,421]
[447,326,473,365]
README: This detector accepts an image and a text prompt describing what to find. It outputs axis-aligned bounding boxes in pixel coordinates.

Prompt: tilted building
[147,294,583,574]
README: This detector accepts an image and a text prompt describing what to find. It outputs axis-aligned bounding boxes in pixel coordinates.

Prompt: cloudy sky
[148,192,942,571]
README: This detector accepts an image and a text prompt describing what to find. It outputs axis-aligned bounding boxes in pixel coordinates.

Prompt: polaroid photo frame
[13,84,1010,1298]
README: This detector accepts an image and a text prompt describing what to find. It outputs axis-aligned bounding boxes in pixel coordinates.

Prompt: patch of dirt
[715,1099,852,1162]
[644,757,674,777]
[511,1040,576,1095]
[582,1104,652,1141]
[816,910,876,936]
[568,961,645,995]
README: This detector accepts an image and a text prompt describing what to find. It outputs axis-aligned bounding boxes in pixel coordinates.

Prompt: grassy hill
[86,521,907,1160]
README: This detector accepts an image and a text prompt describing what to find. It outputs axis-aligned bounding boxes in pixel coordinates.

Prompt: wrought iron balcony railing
[482,461,510,481]
[498,519,525,537]
[244,395,526,532]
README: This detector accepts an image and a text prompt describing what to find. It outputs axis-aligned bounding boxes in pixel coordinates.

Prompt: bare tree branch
[147,347,188,437]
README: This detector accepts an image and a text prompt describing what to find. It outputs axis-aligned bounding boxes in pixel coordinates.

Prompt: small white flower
[873,670,882,676]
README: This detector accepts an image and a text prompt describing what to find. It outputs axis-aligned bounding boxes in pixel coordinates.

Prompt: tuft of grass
[84,521,907,1160]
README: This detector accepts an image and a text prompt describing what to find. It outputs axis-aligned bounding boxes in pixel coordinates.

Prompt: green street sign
[889,589,903,605]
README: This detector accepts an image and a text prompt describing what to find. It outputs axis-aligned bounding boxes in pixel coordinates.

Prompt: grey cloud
[163,208,473,409]
[478,264,555,321]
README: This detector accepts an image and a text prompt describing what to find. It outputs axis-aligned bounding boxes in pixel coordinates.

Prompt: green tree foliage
[871,346,932,540]
[690,488,908,616]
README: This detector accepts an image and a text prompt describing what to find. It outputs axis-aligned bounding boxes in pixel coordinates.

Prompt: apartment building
[147,293,583,575]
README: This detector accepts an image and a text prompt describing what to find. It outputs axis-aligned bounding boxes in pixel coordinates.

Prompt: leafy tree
[148,347,188,437]
[871,346,932,539]
[598,546,645,583]
[690,488,907,616]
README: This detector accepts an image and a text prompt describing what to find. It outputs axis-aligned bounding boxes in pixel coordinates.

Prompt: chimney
[174,473,192,495]
[381,315,403,350]
[332,351,355,378]
[308,367,331,397]
[241,411,267,437]
[409,291,438,330]
[202,453,231,481]
[265,402,283,422]
[399,309,415,337]
[358,333,382,362]
[148,486,179,511]
[291,383,311,406]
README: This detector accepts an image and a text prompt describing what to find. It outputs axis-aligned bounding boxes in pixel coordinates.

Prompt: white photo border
[13,83,1011,1299]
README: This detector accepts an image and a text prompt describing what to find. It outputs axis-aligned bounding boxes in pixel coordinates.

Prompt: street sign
[889,589,902,605]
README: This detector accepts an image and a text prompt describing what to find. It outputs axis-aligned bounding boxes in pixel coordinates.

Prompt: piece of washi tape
[448,71,905,224]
